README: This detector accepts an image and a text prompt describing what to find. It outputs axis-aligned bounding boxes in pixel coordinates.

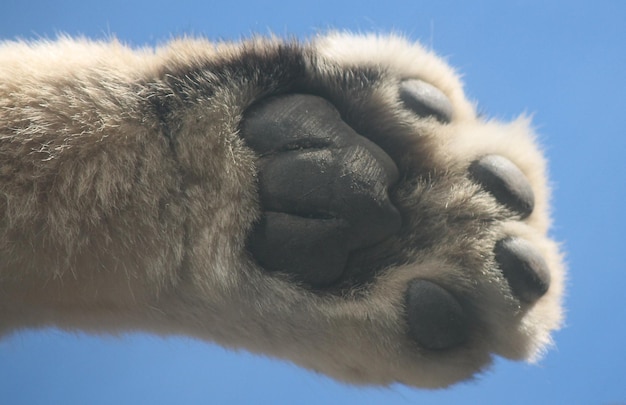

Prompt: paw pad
[469,155,535,218]
[399,79,454,123]
[495,237,551,303]
[405,279,469,350]
[242,94,402,287]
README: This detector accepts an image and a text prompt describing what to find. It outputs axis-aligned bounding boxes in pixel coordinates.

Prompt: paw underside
[211,36,566,387]
[241,79,550,352]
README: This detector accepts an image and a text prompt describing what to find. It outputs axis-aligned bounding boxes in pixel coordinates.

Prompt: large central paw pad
[241,94,402,288]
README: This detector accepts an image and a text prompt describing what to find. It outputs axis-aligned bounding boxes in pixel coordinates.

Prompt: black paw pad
[242,94,402,288]
[494,237,550,303]
[248,213,352,286]
[399,79,454,123]
[469,155,535,218]
[405,279,469,350]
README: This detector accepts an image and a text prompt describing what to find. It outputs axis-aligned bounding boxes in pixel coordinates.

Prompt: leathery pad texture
[235,34,565,387]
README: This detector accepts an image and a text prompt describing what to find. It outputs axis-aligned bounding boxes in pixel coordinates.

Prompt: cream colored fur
[0,33,565,388]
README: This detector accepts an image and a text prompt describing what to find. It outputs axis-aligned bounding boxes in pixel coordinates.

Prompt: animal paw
[235,34,565,387]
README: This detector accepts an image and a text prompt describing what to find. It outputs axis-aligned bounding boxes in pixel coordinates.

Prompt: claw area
[469,155,535,218]
[495,237,551,303]
[404,279,469,350]
[241,94,402,288]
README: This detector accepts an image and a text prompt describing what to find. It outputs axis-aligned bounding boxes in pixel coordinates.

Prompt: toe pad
[495,237,550,303]
[405,279,469,350]
[469,155,535,218]
[399,79,454,123]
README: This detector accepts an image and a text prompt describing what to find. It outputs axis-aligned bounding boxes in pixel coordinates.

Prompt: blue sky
[1,1,625,404]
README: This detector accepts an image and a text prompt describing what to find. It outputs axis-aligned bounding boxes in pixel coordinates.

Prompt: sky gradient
[1,1,625,404]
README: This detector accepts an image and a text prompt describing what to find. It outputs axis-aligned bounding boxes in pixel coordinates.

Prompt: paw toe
[469,155,535,218]
[405,279,469,350]
[494,237,550,303]
[399,79,454,123]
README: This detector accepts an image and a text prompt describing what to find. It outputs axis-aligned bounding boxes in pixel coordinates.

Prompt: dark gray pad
[399,79,454,123]
[242,94,401,287]
[404,279,469,350]
[469,155,535,218]
[495,237,551,303]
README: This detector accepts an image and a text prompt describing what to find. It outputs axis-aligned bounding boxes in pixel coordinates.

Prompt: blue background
[1,1,624,404]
